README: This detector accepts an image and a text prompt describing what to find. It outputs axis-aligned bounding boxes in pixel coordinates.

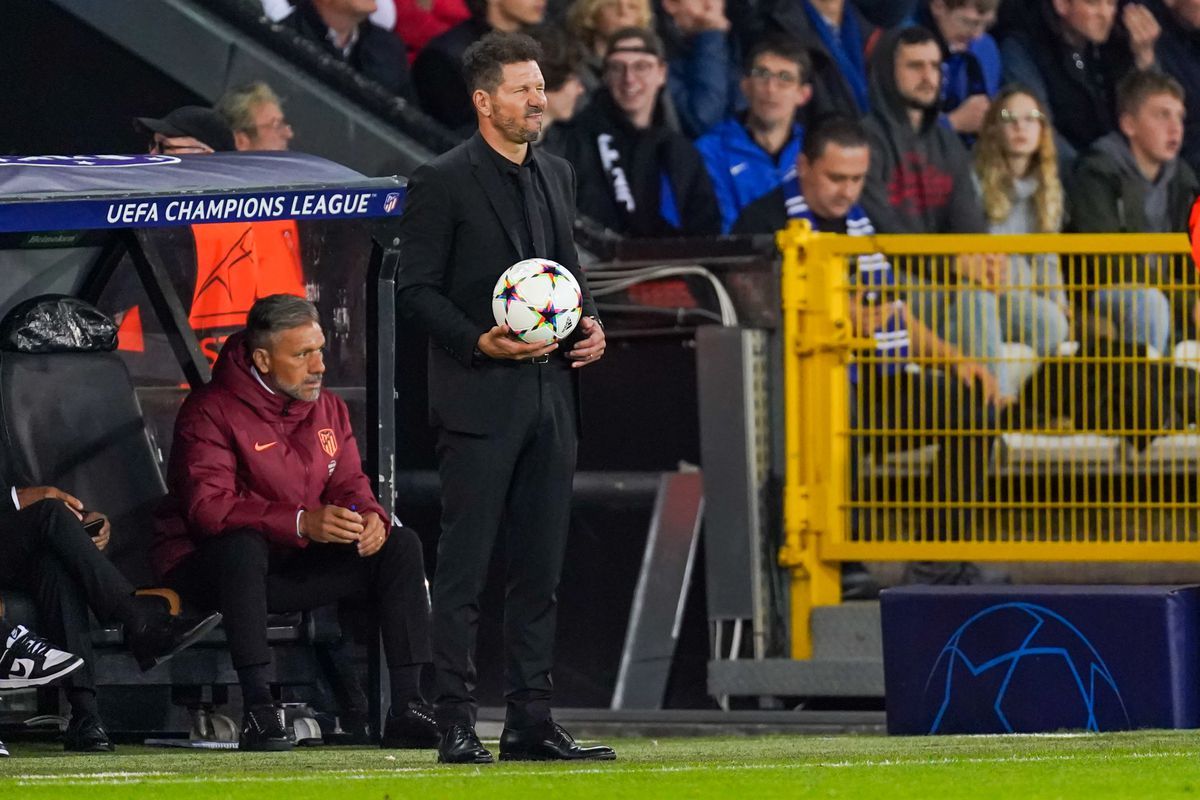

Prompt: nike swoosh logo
[254,442,278,452]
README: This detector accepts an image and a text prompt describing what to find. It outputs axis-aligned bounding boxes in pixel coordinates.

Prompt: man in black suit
[395,31,615,765]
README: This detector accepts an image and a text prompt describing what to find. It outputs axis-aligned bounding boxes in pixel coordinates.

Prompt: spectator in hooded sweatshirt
[1069,69,1200,351]
[766,0,874,121]
[1147,0,1200,176]
[1000,0,1160,167]
[861,26,1031,402]
[914,0,1002,143]
[545,27,721,236]
[696,33,812,233]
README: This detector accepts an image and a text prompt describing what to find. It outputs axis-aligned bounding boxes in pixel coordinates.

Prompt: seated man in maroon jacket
[153,294,436,752]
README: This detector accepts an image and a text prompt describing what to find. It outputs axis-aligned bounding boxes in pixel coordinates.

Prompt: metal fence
[777,223,1199,658]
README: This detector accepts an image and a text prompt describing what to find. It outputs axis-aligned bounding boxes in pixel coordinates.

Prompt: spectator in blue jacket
[696,34,812,232]
[915,0,1002,142]
[657,0,740,137]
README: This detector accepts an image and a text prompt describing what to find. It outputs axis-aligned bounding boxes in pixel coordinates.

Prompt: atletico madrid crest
[318,428,338,457]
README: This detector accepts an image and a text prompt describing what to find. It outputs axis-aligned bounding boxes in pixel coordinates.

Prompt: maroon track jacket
[151,330,386,579]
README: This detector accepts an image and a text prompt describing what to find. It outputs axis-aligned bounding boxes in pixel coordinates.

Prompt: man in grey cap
[136,106,236,155]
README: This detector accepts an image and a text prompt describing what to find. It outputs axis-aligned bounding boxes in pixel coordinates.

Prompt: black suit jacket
[395,133,598,435]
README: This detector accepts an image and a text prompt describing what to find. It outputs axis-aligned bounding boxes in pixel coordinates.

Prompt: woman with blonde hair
[970,85,1071,395]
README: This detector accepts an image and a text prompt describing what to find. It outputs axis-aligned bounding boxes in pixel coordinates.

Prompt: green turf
[3,732,1200,799]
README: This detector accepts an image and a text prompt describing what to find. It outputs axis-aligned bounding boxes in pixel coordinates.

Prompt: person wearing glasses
[971,86,1072,383]
[544,27,720,236]
[696,34,813,233]
[217,82,295,152]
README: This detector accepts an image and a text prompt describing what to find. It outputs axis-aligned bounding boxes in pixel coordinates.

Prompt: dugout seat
[0,296,349,734]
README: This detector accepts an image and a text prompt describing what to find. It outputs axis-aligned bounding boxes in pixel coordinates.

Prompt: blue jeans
[1090,287,1172,354]
[906,269,1070,397]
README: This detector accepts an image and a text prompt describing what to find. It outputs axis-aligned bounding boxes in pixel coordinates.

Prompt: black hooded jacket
[542,89,721,238]
[860,28,986,240]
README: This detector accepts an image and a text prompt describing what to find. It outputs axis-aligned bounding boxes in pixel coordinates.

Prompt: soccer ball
[491,258,582,343]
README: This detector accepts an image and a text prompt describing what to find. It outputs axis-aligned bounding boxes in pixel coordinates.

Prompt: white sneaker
[0,739,8,757]
[0,625,84,690]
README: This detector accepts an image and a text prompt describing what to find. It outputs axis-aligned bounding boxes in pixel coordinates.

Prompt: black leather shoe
[239,704,293,752]
[63,713,115,753]
[127,610,223,672]
[499,721,616,762]
[381,701,440,749]
[437,723,493,764]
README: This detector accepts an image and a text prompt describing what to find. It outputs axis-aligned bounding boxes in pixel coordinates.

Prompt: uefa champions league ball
[491,258,583,343]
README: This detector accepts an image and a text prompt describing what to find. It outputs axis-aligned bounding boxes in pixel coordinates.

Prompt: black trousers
[431,364,577,729]
[165,526,431,672]
[0,500,137,693]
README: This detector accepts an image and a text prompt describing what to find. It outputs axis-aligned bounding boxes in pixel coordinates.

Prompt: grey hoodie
[1087,131,1181,233]
[1068,128,1199,300]
[859,27,987,240]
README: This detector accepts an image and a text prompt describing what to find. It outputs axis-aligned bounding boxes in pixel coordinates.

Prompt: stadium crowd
[246,0,1200,358]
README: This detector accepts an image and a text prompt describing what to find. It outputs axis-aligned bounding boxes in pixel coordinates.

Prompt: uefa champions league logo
[923,602,1131,734]
[0,155,180,168]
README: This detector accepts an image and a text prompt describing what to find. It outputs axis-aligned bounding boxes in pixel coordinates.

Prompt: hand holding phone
[83,516,105,538]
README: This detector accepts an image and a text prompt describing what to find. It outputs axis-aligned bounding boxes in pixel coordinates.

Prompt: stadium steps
[707,603,884,699]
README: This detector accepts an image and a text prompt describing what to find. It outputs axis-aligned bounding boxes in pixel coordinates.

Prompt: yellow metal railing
[778,223,1198,658]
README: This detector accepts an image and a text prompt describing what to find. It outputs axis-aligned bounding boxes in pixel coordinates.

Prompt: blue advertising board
[881,585,1200,734]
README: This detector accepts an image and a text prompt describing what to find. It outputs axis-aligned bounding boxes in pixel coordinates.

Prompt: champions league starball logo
[0,154,180,168]
[922,603,1131,734]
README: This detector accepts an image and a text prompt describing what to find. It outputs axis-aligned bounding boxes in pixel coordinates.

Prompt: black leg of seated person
[165,527,436,752]
[0,500,222,751]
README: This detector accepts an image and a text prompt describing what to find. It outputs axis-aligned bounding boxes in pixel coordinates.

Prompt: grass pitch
[3,732,1200,799]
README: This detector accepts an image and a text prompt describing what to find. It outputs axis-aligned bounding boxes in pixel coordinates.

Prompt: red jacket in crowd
[151,330,386,579]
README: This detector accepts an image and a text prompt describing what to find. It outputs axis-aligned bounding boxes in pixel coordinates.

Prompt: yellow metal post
[777,221,861,659]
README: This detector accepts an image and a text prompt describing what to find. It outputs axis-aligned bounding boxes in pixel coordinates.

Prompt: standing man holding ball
[395,31,612,764]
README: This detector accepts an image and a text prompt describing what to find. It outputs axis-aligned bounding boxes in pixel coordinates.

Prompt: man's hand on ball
[356,512,388,558]
[568,317,606,368]
[477,325,558,361]
[300,505,363,543]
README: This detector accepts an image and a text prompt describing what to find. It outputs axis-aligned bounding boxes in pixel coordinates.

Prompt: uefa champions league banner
[0,188,406,233]
[0,153,405,233]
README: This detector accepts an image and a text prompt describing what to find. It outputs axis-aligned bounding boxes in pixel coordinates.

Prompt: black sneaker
[0,625,84,690]
[239,704,293,752]
[380,701,440,749]
[63,713,115,753]
[126,610,222,671]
